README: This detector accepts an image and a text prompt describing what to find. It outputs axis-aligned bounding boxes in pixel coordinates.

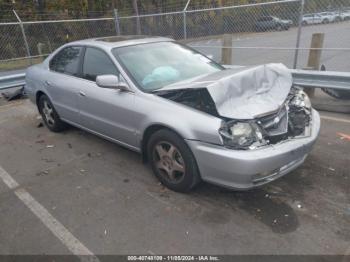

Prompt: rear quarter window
[50,46,82,76]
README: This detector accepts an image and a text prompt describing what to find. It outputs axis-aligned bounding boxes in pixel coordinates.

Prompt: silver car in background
[25,36,320,192]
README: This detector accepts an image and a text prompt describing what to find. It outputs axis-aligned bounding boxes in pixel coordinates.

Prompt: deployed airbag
[142,66,180,86]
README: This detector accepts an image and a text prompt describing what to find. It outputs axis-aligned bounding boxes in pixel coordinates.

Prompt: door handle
[45,80,52,87]
[79,91,86,97]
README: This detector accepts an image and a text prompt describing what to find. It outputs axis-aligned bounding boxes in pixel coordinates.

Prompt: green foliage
[1,0,350,62]
[1,0,350,20]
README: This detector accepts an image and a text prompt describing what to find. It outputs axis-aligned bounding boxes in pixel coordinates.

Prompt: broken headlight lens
[291,90,311,109]
[219,121,263,150]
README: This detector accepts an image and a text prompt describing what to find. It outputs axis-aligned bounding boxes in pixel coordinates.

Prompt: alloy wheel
[42,100,55,126]
[152,141,186,184]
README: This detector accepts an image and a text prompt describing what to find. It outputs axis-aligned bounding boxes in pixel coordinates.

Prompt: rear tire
[147,129,201,192]
[38,94,67,132]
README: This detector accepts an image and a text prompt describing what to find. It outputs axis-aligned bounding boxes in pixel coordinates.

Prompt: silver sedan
[25,36,320,192]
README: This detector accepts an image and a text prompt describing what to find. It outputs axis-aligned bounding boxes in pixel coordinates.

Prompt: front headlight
[219,121,263,150]
[291,90,311,109]
[302,91,311,108]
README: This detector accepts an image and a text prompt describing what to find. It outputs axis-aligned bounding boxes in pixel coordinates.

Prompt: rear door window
[50,46,82,76]
[82,47,119,81]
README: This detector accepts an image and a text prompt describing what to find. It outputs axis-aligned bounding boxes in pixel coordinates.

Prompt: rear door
[309,15,316,24]
[259,17,269,30]
[77,46,137,148]
[47,46,83,124]
[268,17,276,29]
[262,17,274,30]
[258,17,267,30]
[314,14,323,23]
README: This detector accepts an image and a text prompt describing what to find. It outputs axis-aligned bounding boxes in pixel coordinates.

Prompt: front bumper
[187,109,320,190]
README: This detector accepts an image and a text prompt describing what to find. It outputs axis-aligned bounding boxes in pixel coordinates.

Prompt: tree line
[0,0,348,21]
[0,0,349,60]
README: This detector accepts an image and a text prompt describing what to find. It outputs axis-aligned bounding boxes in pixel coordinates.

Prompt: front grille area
[259,106,288,136]
[258,98,311,144]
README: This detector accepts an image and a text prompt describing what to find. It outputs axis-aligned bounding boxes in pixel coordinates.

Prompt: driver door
[78,47,138,148]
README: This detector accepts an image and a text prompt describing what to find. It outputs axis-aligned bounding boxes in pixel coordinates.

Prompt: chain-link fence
[183,0,350,71]
[0,16,116,70]
[23,18,116,55]
[1,0,350,72]
[120,12,186,39]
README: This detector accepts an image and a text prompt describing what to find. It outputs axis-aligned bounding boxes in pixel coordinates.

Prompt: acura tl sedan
[25,36,320,192]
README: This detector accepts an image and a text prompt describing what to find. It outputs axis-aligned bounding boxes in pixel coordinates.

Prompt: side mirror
[96,75,130,92]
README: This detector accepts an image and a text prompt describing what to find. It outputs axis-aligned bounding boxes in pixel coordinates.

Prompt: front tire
[38,94,67,132]
[147,129,201,192]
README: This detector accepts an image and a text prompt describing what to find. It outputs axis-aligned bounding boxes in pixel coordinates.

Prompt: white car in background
[302,14,323,25]
[341,10,350,20]
[318,12,337,23]
[331,11,344,22]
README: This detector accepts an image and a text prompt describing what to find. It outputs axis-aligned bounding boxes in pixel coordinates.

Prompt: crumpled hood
[159,63,293,119]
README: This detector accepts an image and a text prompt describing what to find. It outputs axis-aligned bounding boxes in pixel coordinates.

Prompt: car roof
[68,35,174,50]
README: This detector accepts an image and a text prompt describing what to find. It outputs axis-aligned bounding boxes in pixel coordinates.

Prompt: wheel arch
[141,124,188,163]
[35,90,47,112]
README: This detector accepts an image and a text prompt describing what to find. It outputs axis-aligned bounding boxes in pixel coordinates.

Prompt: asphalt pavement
[0,99,349,256]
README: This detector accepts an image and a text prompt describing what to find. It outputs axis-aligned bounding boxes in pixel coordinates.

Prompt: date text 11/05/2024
[127,255,220,261]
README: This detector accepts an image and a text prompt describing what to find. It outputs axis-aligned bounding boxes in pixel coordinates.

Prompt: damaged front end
[156,88,220,117]
[218,88,312,150]
[155,63,314,150]
[157,86,313,150]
